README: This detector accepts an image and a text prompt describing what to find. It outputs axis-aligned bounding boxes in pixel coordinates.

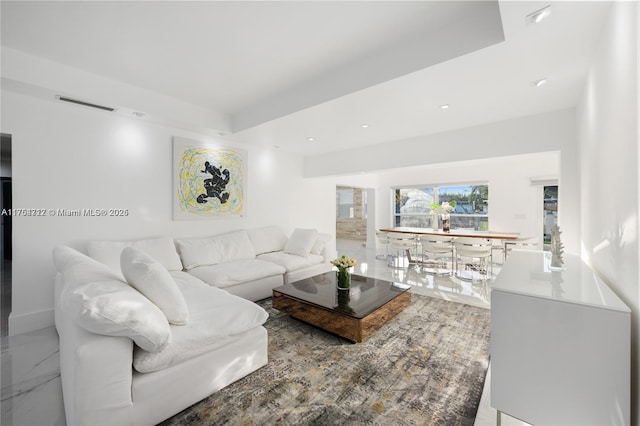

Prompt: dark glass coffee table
[272,271,411,342]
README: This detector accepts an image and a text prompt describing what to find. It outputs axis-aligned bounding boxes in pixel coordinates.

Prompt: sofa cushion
[87,237,183,277]
[187,259,285,289]
[169,270,209,289]
[174,236,223,270]
[311,233,332,255]
[256,251,324,272]
[121,247,189,326]
[247,226,288,255]
[53,246,170,353]
[284,228,318,257]
[176,230,256,270]
[133,285,268,373]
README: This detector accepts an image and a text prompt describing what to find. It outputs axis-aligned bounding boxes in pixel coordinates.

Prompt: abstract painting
[173,137,246,220]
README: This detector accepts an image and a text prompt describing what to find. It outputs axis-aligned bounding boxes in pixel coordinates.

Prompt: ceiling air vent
[56,96,116,112]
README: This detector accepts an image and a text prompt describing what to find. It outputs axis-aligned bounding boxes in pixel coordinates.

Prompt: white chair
[375,231,390,260]
[454,237,493,281]
[420,235,454,275]
[387,233,417,269]
[504,236,539,259]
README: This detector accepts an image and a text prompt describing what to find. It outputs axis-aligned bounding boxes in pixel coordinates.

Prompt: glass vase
[336,268,351,289]
[441,213,451,232]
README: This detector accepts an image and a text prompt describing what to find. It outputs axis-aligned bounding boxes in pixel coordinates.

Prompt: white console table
[491,251,630,426]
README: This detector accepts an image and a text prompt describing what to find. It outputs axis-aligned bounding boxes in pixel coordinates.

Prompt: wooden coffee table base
[272,290,411,343]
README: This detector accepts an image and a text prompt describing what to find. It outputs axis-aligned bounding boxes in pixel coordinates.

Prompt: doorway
[1,133,12,336]
[336,186,367,242]
[335,186,377,261]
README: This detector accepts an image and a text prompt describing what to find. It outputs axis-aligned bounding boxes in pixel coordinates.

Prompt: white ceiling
[1,1,611,157]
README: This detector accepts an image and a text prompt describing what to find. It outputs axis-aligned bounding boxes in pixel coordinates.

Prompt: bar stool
[504,236,539,259]
[454,237,493,281]
[387,233,416,269]
[491,239,506,264]
[420,235,454,275]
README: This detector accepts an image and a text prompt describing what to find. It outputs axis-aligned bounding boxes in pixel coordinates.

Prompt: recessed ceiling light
[361,124,369,128]
[132,111,145,117]
[307,137,315,142]
[440,104,450,110]
[534,78,548,87]
[527,5,551,25]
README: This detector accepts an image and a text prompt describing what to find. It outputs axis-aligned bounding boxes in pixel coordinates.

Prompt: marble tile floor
[336,238,493,310]
[1,327,65,426]
[0,239,529,426]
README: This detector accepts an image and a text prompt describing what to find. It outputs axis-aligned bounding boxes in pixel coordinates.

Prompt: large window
[393,184,489,230]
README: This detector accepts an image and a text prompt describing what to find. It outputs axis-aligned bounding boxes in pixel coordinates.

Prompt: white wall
[358,153,559,243]
[306,109,579,253]
[1,90,335,334]
[576,2,639,423]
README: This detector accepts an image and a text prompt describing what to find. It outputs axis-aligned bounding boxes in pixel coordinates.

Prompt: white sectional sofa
[175,226,334,300]
[54,226,335,425]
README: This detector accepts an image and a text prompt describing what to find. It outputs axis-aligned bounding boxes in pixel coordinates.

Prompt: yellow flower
[330,255,356,269]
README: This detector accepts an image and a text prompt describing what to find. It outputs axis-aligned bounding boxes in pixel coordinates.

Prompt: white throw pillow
[53,245,122,282]
[311,233,332,255]
[284,228,319,257]
[87,237,183,276]
[53,246,170,352]
[120,247,189,326]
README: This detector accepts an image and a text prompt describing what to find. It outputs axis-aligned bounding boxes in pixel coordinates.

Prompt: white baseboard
[8,308,54,335]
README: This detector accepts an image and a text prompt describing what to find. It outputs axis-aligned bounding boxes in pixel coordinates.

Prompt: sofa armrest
[56,276,135,425]
[58,313,135,425]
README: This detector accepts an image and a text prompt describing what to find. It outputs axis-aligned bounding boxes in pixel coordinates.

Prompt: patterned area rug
[161,294,491,426]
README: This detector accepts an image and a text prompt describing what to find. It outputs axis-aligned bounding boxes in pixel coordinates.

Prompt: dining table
[378,226,520,240]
